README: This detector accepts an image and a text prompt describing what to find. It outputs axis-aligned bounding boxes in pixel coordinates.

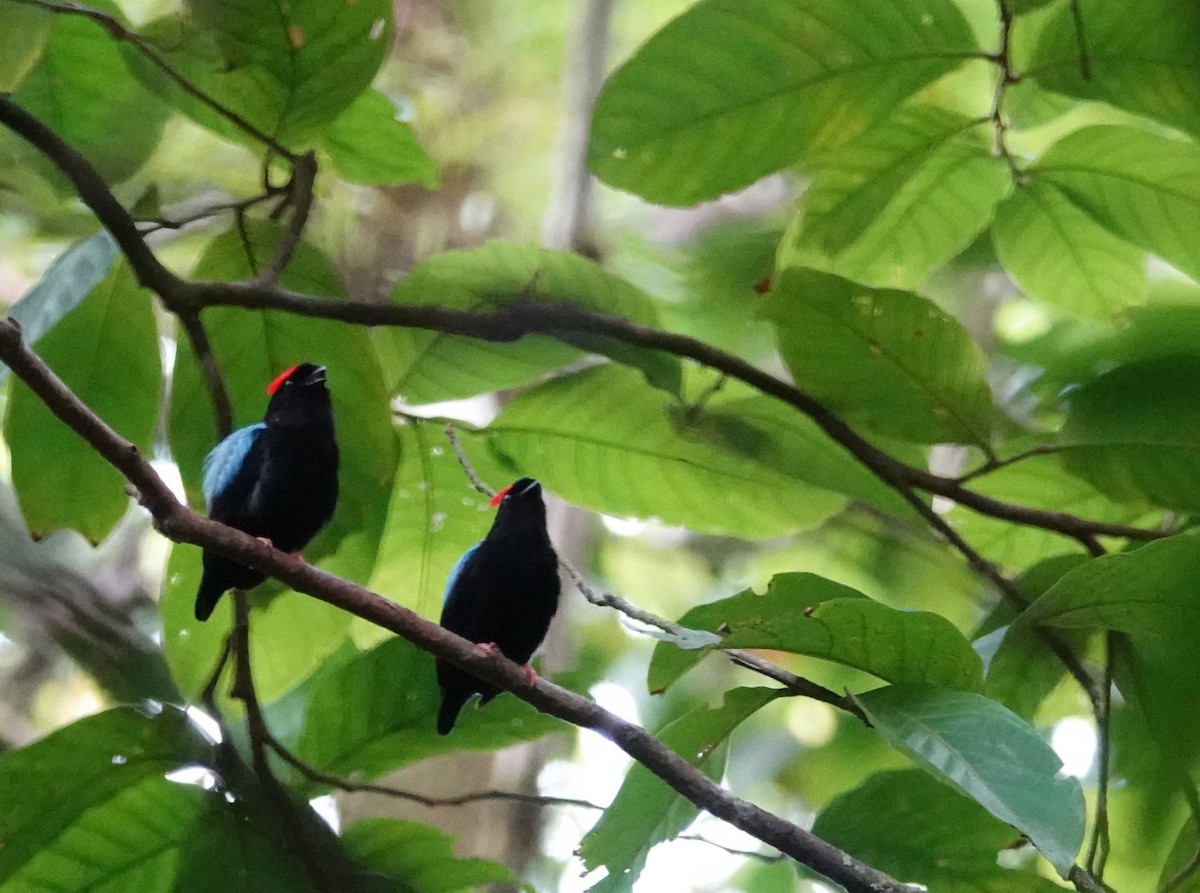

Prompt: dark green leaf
[342,818,520,893]
[0,707,213,884]
[383,241,674,403]
[992,179,1147,318]
[6,259,160,539]
[855,684,1086,875]
[0,231,118,383]
[579,688,780,892]
[782,106,1010,289]
[484,365,847,538]
[1059,356,1200,512]
[13,0,167,183]
[649,573,982,694]
[588,0,978,204]
[814,769,1065,892]
[292,637,570,783]
[1032,0,1200,137]
[761,269,998,445]
[322,90,438,187]
[1036,126,1200,282]
[184,0,394,146]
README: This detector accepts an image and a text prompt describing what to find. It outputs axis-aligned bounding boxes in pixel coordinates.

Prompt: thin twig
[7,0,297,160]
[176,311,234,437]
[987,0,1026,185]
[255,151,317,285]
[955,444,1064,484]
[199,633,232,714]
[138,189,286,235]
[1086,632,1114,876]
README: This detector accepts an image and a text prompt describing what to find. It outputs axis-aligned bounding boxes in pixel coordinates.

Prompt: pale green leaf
[322,90,438,187]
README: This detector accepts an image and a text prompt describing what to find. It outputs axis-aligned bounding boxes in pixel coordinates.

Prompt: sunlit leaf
[649,573,982,694]
[322,90,438,187]
[6,259,159,539]
[484,365,847,538]
[782,106,1010,289]
[761,269,998,445]
[589,0,978,204]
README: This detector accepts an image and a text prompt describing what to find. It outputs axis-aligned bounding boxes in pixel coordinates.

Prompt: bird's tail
[437,688,472,735]
[194,572,228,622]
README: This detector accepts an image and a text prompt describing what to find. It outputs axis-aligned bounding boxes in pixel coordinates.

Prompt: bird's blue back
[443,542,481,609]
[202,423,266,508]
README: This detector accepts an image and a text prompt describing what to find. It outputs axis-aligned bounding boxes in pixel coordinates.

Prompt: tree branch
[0,316,918,893]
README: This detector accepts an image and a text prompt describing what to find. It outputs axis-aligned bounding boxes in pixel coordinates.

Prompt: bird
[193,362,339,622]
[436,478,560,734]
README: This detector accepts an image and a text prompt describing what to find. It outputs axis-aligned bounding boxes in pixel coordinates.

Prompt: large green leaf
[483,365,847,538]
[164,224,396,699]
[342,819,520,893]
[761,269,998,445]
[183,0,392,146]
[782,106,1011,289]
[855,684,1086,876]
[588,0,978,204]
[13,0,168,183]
[291,637,571,783]
[0,231,118,383]
[1059,356,1200,512]
[321,90,438,187]
[578,687,780,893]
[814,769,1066,893]
[0,707,213,884]
[1031,0,1200,137]
[992,179,1148,319]
[382,241,676,404]
[6,259,160,539]
[648,573,982,694]
[1036,126,1200,283]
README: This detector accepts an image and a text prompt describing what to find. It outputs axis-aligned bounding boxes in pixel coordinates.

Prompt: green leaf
[4,777,202,893]
[1160,817,1200,893]
[0,707,213,884]
[761,269,997,445]
[6,259,160,539]
[185,0,394,146]
[814,769,1066,893]
[579,687,780,892]
[484,365,847,538]
[1031,0,1200,137]
[367,421,513,621]
[13,0,168,183]
[983,554,1091,719]
[0,3,50,91]
[1036,125,1200,283]
[588,0,978,205]
[649,572,982,694]
[322,90,438,187]
[342,818,520,893]
[948,453,1145,569]
[292,637,571,783]
[383,241,675,403]
[1059,356,1200,512]
[992,179,1148,319]
[0,231,118,383]
[855,684,1086,876]
[781,106,1011,289]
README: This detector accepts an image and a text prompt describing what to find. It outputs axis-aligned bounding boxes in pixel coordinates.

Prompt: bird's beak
[517,479,541,497]
[301,365,328,386]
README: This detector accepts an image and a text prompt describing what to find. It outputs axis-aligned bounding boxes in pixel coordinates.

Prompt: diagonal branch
[0,316,918,893]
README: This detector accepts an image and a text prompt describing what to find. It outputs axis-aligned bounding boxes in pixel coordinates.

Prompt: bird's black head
[486,478,549,541]
[264,363,333,428]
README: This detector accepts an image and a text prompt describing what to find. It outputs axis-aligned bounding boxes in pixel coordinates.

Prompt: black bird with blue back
[437,478,560,734]
[194,362,339,622]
